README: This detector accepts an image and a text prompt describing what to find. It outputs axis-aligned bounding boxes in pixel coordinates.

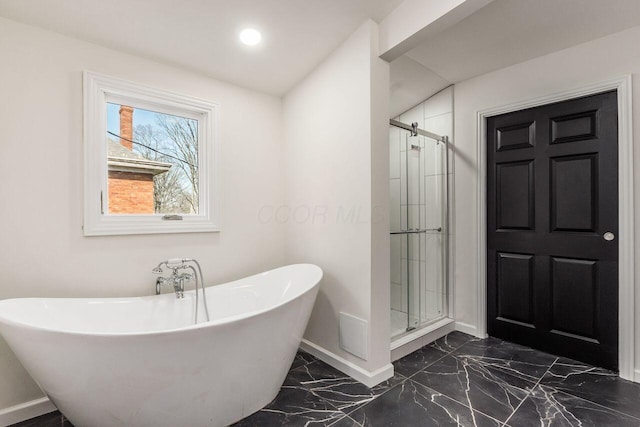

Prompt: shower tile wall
[390,87,453,331]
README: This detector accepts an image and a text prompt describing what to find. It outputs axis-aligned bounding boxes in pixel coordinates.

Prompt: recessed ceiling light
[239,28,262,46]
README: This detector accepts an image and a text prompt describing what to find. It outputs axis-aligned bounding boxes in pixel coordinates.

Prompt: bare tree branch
[133,119,198,214]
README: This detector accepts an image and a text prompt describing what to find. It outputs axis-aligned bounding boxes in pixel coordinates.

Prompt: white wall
[378,0,492,61]
[283,20,392,375]
[0,17,286,411]
[452,24,640,374]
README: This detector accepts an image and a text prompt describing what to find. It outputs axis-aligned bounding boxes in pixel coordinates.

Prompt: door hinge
[100,191,104,215]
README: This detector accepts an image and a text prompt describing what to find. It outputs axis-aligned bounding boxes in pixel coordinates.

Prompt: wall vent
[339,312,368,360]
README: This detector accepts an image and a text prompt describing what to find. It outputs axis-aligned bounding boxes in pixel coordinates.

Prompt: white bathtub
[0,264,322,427]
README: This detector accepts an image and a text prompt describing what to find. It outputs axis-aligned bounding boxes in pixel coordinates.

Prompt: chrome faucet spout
[152,258,210,323]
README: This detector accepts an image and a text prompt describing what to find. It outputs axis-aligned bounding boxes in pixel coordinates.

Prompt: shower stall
[389,120,449,339]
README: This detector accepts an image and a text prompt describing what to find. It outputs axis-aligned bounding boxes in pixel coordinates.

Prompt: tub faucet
[155,272,191,299]
[152,258,210,323]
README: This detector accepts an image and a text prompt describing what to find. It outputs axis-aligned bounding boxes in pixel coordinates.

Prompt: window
[83,71,219,236]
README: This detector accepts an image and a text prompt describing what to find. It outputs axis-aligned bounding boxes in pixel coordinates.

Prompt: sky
[106,102,163,137]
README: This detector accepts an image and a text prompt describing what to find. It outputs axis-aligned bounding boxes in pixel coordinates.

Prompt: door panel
[550,154,597,232]
[497,121,535,151]
[550,257,598,341]
[497,252,534,326]
[496,161,534,230]
[487,91,618,370]
[550,110,598,144]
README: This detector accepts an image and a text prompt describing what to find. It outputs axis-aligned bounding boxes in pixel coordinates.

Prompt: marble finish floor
[12,332,640,426]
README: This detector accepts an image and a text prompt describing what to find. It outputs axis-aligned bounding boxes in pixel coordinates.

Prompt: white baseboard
[0,397,56,427]
[633,369,640,383]
[299,339,394,388]
[455,321,484,338]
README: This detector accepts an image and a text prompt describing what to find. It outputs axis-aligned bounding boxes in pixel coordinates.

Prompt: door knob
[603,232,615,241]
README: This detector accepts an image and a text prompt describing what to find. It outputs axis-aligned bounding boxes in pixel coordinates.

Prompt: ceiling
[3,0,640,114]
[391,0,640,116]
[0,0,403,96]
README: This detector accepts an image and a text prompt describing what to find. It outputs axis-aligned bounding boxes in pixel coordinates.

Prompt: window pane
[106,103,199,215]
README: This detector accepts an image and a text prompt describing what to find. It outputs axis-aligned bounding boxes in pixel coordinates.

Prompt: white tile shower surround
[399,101,424,130]
[400,193,435,231]
[425,113,453,141]
[391,308,409,337]
[424,88,453,120]
[424,140,445,176]
[389,179,401,232]
[403,150,422,205]
[390,282,402,311]
[17,332,640,427]
[424,174,444,229]
[399,132,447,177]
[389,128,401,179]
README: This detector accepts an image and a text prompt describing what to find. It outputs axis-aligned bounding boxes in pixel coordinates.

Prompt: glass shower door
[390,126,448,339]
[405,134,422,331]
[389,126,408,337]
[421,134,448,326]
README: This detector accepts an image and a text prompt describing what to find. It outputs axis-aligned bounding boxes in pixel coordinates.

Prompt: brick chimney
[119,105,134,150]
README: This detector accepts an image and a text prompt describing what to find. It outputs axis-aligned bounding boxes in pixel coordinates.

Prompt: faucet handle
[155,277,164,295]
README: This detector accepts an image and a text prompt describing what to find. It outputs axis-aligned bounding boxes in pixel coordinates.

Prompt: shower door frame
[390,119,452,337]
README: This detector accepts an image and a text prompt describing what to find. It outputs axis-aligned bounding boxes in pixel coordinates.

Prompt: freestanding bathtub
[0,264,322,427]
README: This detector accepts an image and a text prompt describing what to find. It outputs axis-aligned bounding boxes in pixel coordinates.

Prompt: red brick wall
[119,106,134,150]
[108,171,154,214]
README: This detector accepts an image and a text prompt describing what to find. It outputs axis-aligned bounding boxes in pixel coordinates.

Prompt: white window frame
[83,71,220,236]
